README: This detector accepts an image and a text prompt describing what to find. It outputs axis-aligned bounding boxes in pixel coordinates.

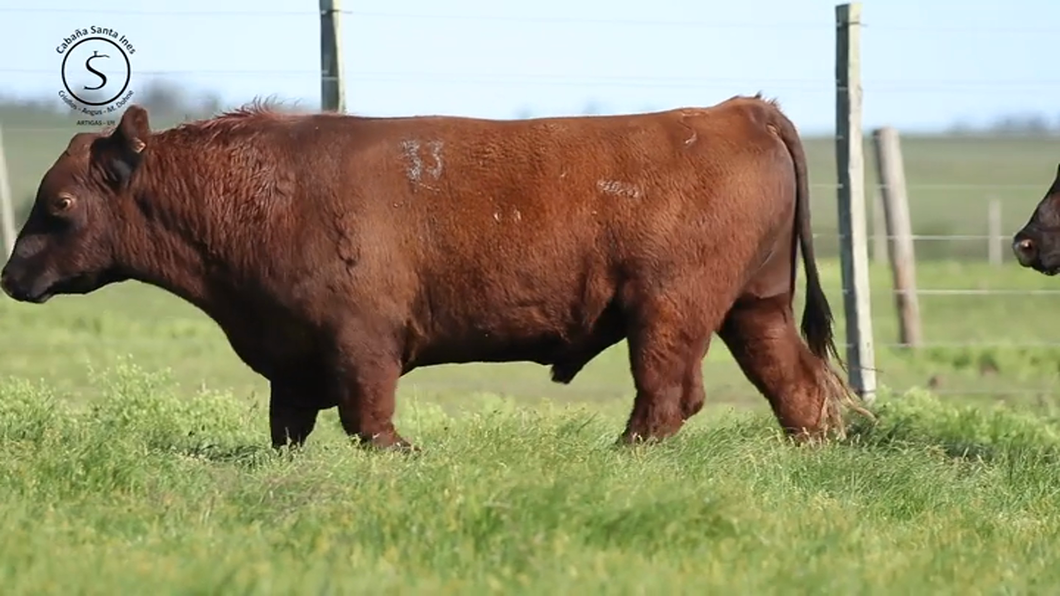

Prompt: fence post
[0,125,15,259]
[835,2,877,403]
[988,197,1002,266]
[872,127,922,348]
[872,187,889,265]
[319,0,345,113]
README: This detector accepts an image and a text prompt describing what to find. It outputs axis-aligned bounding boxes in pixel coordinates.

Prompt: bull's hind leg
[718,293,848,441]
[619,295,718,444]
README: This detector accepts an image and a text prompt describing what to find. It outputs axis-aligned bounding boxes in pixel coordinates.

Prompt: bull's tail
[761,96,877,436]
[764,97,843,367]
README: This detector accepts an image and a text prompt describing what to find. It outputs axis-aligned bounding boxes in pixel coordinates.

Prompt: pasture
[2,107,1060,593]
[2,369,1060,594]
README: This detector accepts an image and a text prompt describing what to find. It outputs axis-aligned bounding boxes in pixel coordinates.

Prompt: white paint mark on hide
[492,208,523,224]
[684,131,698,146]
[597,179,642,199]
[426,140,444,178]
[401,139,445,189]
[401,139,423,182]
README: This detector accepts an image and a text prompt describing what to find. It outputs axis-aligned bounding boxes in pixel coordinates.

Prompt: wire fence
[1,4,1059,403]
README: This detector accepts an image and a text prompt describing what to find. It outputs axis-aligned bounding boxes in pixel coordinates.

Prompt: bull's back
[339,99,790,262]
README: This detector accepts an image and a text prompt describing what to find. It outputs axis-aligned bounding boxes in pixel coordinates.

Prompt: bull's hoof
[781,426,831,447]
[352,433,421,455]
[614,430,670,447]
[549,363,579,385]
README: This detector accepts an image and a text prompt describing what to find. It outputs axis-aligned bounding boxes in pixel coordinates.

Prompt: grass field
[2,375,1060,594]
[4,104,1060,593]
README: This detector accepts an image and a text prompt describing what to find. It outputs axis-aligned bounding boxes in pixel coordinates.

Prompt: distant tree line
[2,80,1057,138]
[0,79,225,121]
[947,111,1060,137]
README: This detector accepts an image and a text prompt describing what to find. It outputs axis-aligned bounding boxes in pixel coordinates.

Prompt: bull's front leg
[269,376,321,449]
[329,326,417,452]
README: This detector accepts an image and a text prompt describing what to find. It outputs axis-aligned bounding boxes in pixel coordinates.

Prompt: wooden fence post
[0,126,16,259]
[872,187,889,265]
[835,2,877,403]
[988,197,1002,266]
[872,126,922,348]
[320,0,345,113]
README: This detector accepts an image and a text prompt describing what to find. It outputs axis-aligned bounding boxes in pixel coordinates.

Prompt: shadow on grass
[169,441,277,468]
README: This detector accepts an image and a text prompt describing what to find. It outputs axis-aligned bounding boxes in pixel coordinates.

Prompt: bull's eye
[52,195,75,214]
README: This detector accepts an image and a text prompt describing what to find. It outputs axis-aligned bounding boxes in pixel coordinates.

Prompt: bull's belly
[408,327,572,369]
[404,298,626,374]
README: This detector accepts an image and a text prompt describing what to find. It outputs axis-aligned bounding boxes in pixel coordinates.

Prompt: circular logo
[61,36,131,107]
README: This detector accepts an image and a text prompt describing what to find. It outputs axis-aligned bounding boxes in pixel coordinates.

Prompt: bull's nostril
[1013,237,1038,263]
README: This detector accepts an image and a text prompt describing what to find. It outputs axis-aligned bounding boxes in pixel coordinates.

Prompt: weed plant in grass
[0,362,1058,594]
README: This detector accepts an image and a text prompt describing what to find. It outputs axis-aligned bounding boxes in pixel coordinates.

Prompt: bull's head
[1,105,151,303]
[1013,163,1060,276]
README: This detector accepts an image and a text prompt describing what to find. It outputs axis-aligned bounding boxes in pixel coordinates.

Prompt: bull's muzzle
[1012,233,1038,268]
[0,264,15,299]
[0,261,53,303]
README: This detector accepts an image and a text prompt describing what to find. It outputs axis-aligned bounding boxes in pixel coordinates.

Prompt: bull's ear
[95,105,151,187]
[114,104,150,154]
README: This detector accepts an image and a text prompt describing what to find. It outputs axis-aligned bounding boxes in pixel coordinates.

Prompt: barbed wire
[4,67,1060,95]
[842,289,1060,296]
[818,237,1022,246]
[820,235,1021,241]
[343,11,831,29]
[0,125,1052,144]
[6,335,1059,349]
[341,10,1060,34]
[0,7,316,16]
[2,7,1057,35]
[0,129,1049,145]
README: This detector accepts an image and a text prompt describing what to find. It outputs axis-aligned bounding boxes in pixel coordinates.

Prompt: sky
[0,0,1057,134]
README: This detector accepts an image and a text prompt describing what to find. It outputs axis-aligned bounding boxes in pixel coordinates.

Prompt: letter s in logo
[83,50,108,91]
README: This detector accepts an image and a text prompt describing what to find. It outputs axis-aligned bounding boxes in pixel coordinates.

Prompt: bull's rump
[314,101,797,366]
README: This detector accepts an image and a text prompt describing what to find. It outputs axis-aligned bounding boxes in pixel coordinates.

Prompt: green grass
[1,364,1059,594]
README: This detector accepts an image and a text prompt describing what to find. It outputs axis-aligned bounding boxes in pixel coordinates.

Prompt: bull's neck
[117,151,252,316]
